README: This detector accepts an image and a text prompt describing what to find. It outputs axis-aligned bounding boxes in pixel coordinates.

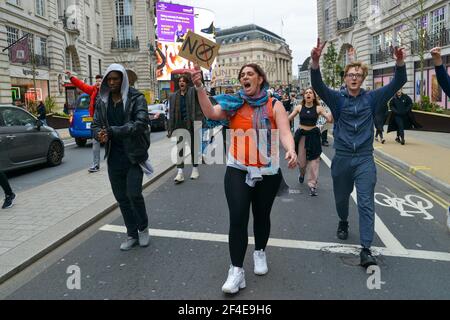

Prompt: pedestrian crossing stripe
[99,225,450,263]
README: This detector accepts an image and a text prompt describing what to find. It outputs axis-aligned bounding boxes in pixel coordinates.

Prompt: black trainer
[310,187,317,197]
[337,221,349,240]
[360,248,378,268]
[395,137,401,143]
[298,175,305,184]
[2,193,16,209]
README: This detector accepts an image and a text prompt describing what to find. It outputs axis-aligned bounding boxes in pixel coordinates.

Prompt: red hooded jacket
[70,76,99,117]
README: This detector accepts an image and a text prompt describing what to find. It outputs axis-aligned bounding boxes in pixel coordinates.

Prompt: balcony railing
[8,52,50,68]
[371,47,395,64]
[111,37,140,50]
[411,28,450,54]
[337,15,358,31]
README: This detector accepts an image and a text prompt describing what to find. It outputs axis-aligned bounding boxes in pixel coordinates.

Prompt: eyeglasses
[346,73,364,80]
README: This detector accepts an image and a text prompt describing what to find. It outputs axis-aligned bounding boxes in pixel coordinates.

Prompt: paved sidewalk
[373,130,450,197]
[0,137,176,284]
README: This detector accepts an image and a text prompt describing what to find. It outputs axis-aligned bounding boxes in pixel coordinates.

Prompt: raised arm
[66,71,95,95]
[370,47,407,110]
[189,66,227,120]
[310,38,340,113]
[431,47,450,97]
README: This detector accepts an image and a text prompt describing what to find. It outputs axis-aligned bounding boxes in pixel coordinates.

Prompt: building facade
[215,24,293,92]
[0,0,158,110]
[298,57,311,90]
[317,0,450,109]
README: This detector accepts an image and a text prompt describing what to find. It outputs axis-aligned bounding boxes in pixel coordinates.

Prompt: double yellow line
[375,157,450,209]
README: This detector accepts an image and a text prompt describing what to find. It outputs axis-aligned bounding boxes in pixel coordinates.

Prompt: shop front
[10,65,49,110]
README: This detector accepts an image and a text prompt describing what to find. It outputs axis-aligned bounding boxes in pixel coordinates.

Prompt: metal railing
[411,28,449,54]
[111,37,140,50]
[337,15,358,31]
[371,47,395,64]
[8,52,50,68]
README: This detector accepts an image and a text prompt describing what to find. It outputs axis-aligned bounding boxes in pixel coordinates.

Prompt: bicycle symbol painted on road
[374,193,434,220]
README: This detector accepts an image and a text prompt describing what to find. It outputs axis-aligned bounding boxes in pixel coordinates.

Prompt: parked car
[69,93,92,147]
[148,104,168,131]
[0,105,65,172]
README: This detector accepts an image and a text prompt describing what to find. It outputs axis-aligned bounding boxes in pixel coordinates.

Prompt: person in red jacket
[66,71,103,172]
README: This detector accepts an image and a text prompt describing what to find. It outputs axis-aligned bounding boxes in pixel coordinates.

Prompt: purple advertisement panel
[156,2,195,43]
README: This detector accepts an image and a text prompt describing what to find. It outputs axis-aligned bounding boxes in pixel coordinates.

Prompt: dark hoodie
[311,65,407,155]
[435,64,450,97]
[92,64,150,164]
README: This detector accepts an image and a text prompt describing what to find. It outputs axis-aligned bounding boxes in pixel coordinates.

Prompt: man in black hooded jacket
[92,64,151,251]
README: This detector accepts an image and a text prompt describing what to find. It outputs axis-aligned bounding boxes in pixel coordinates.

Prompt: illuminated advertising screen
[156,2,216,81]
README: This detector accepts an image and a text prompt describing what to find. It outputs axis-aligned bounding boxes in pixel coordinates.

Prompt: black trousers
[321,130,328,143]
[0,171,13,197]
[394,116,405,140]
[177,128,199,169]
[224,167,282,268]
[108,152,148,239]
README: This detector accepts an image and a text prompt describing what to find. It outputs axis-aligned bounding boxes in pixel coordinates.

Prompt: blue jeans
[331,154,377,248]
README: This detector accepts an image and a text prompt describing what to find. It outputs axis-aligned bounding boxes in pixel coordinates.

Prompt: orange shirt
[229,99,277,167]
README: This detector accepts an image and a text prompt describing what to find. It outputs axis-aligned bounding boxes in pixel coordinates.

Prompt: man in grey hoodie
[92,64,151,251]
[310,39,407,268]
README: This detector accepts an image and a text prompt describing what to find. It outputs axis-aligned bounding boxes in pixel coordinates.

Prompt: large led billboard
[156,2,216,81]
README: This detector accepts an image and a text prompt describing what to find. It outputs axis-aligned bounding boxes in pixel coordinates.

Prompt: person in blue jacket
[310,39,407,268]
[431,47,450,97]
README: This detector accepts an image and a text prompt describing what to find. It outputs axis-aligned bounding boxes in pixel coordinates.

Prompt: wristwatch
[195,82,205,90]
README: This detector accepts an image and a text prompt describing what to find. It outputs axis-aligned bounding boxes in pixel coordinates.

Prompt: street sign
[179,31,220,70]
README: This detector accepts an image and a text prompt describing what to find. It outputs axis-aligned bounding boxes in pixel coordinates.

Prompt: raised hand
[430,47,443,66]
[311,38,327,68]
[65,70,72,77]
[186,64,203,87]
[394,47,406,65]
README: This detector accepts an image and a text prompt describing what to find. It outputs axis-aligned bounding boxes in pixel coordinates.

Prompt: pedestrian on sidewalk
[92,64,151,251]
[190,63,297,295]
[66,71,103,173]
[310,38,407,268]
[430,47,450,96]
[317,96,331,147]
[288,88,333,196]
[168,74,204,184]
[374,102,388,144]
[37,101,47,126]
[387,89,417,145]
[1,171,16,209]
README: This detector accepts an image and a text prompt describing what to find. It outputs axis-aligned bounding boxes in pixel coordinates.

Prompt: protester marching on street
[66,71,103,173]
[374,101,389,144]
[317,96,331,147]
[387,89,420,145]
[168,74,205,184]
[190,63,297,295]
[92,64,151,251]
[0,171,15,209]
[310,38,407,268]
[430,47,450,96]
[288,88,333,196]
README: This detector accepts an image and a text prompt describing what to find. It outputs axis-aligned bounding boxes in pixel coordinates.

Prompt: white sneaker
[174,171,184,184]
[221,265,246,294]
[253,250,268,275]
[190,167,199,180]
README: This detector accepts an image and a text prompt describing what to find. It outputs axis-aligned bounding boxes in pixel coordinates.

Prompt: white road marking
[374,193,434,220]
[320,153,408,255]
[99,225,450,262]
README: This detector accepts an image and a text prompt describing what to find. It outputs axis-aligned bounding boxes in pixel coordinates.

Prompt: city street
[1,143,449,300]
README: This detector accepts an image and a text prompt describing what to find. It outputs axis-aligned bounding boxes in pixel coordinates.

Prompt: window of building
[99,59,102,75]
[324,8,331,39]
[35,0,45,16]
[6,0,21,7]
[352,0,359,20]
[394,25,405,47]
[86,16,91,42]
[96,23,101,47]
[115,0,134,47]
[36,37,47,57]
[65,48,71,71]
[373,34,382,52]
[95,0,100,13]
[384,30,393,50]
[6,26,19,47]
[370,0,381,17]
[431,7,446,36]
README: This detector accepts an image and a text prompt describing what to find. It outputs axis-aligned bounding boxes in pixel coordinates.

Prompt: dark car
[69,93,92,147]
[148,104,168,131]
[0,105,65,172]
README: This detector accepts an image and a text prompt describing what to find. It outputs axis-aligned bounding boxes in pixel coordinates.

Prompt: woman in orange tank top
[189,63,296,295]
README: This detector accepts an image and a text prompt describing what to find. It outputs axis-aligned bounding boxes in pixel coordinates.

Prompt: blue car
[69,94,93,147]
